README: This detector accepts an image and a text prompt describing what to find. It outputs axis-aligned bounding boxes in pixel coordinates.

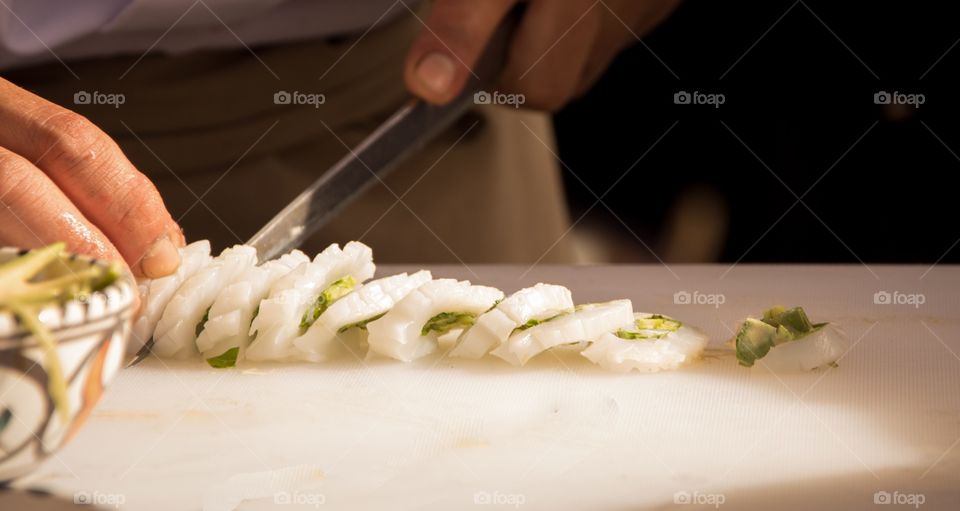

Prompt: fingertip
[406,0,514,105]
[407,49,464,105]
[417,51,457,95]
[137,233,180,279]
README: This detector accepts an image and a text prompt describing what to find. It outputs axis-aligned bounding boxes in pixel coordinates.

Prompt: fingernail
[416,52,456,95]
[140,234,180,278]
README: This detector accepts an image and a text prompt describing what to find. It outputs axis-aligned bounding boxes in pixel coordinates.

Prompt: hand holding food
[0,78,183,278]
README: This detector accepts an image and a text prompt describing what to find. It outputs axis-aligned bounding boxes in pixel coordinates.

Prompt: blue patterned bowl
[0,247,135,482]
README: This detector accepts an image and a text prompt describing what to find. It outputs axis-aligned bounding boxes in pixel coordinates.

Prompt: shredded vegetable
[421,312,476,336]
[0,243,120,422]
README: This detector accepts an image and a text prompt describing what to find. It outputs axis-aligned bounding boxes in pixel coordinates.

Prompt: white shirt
[0,0,410,69]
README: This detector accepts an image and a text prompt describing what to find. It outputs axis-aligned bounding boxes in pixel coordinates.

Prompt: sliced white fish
[130,240,212,352]
[366,279,504,362]
[246,241,375,361]
[757,323,848,372]
[581,312,708,372]
[491,299,634,366]
[196,250,310,365]
[450,283,573,359]
[293,270,432,362]
[152,245,258,359]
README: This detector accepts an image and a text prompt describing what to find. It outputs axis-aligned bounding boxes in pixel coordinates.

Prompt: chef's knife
[246,8,520,262]
[127,9,520,367]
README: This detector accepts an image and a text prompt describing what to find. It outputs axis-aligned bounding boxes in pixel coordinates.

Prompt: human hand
[0,78,183,278]
[404,0,681,111]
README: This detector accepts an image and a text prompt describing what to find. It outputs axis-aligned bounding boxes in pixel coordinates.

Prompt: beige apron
[4,6,576,263]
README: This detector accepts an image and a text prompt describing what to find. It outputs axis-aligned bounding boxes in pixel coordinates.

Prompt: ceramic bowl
[0,247,134,482]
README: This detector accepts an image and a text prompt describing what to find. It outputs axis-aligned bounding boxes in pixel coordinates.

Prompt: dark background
[555,0,959,264]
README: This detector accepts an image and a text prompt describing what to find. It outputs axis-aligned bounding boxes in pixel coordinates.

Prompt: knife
[127,9,520,367]
[246,8,521,262]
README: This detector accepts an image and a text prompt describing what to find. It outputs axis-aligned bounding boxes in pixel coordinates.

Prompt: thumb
[404,0,516,105]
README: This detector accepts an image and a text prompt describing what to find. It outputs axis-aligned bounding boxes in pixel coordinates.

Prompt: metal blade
[246,10,519,261]
[126,10,519,368]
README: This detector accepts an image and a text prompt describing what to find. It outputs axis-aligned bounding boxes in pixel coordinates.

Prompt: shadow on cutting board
[0,486,81,510]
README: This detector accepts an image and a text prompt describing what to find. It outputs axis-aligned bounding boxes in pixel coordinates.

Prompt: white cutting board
[11,265,960,510]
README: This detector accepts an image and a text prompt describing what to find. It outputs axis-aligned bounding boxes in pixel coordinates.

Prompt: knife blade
[246,9,520,262]
[127,9,520,368]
